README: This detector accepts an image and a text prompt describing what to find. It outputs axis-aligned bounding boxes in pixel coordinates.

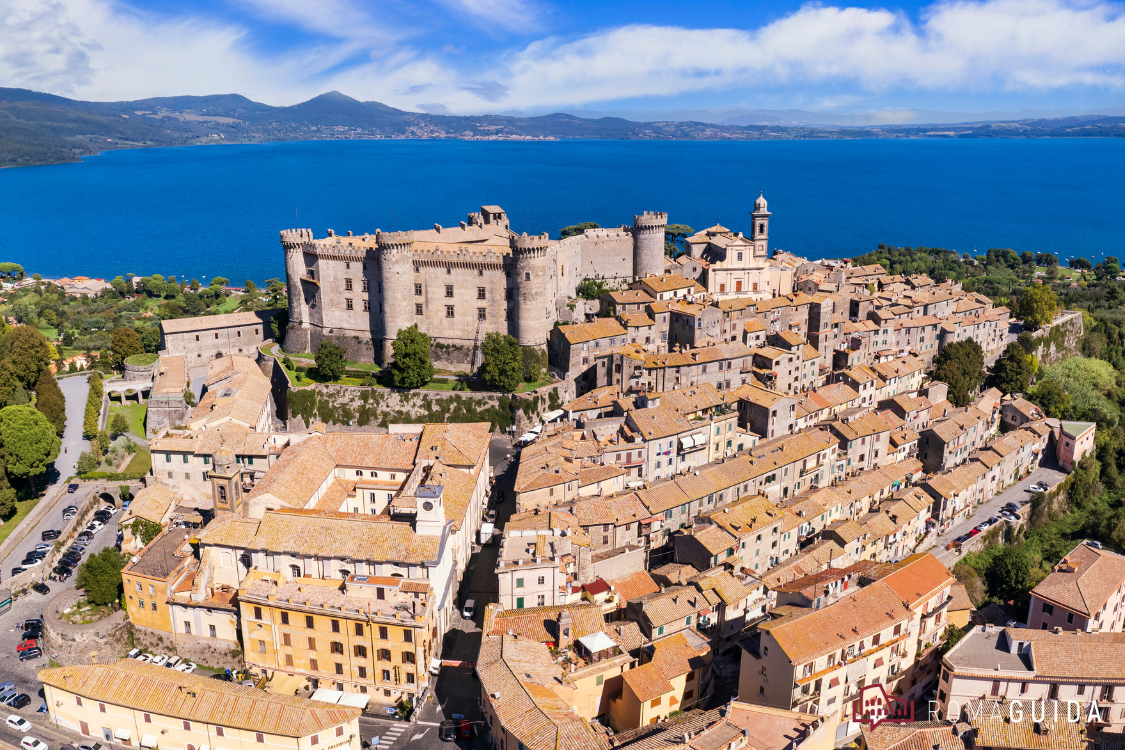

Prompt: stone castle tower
[511,232,551,347]
[633,211,668,279]
[377,230,416,361]
[280,228,313,352]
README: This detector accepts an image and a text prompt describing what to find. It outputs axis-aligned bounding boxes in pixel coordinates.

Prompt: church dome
[215,444,236,466]
[753,191,768,212]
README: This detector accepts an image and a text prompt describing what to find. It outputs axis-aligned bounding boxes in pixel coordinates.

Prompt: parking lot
[0,497,120,721]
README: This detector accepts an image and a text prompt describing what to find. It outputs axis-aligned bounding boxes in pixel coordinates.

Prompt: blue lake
[1,138,1123,284]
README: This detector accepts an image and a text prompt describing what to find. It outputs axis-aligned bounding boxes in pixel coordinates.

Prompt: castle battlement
[510,232,551,253]
[280,228,313,244]
[583,227,632,239]
[634,211,669,228]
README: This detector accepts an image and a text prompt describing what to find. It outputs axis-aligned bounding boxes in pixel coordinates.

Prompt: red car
[459,721,473,740]
[16,639,39,652]
[968,528,981,537]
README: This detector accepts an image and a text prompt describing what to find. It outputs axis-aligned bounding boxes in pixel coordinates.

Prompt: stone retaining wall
[1029,309,1084,366]
[43,588,130,665]
[131,624,244,671]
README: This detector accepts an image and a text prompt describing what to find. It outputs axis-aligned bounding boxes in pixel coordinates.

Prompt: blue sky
[3,0,1125,116]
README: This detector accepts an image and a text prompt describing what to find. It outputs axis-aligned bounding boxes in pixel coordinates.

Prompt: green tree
[129,518,163,546]
[576,278,608,300]
[932,340,985,407]
[480,333,522,392]
[314,340,347,381]
[664,224,694,256]
[1030,378,1070,419]
[1036,356,1120,427]
[3,325,52,388]
[111,327,144,369]
[1016,283,1057,328]
[211,276,230,288]
[522,346,547,383]
[0,447,16,518]
[75,548,128,606]
[190,279,200,291]
[110,412,129,437]
[990,342,1033,395]
[265,278,286,306]
[34,368,66,435]
[0,405,61,482]
[559,222,599,239]
[390,325,434,389]
[937,624,967,656]
[1070,257,1092,270]
[75,450,99,474]
[40,308,57,328]
[244,280,257,295]
[991,545,1031,603]
[139,325,161,353]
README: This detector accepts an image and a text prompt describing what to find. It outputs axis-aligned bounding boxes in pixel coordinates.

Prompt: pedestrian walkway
[371,723,408,748]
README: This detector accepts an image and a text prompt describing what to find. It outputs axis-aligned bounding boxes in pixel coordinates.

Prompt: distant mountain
[3,88,1125,168]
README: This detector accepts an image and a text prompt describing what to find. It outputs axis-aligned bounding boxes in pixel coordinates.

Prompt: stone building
[159,310,279,361]
[281,205,669,364]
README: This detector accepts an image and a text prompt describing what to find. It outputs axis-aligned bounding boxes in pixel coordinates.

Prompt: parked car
[1025,484,1043,493]
[209,672,232,681]
[460,720,473,740]
[76,532,93,543]
[67,483,79,493]
[10,566,26,576]
[1001,511,1019,523]
[176,662,196,673]
[32,582,50,596]
[26,550,47,560]
[24,618,43,629]
[17,639,40,652]
[53,566,73,578]
[462,599,475,620]
[22,738,49,750]
[6,716,32,732]
[8,695,30,710]
[63,506,78,515]
[33,543,52,552]
[18,648,42,661]
[77,743,105,750]
[439,721,458,742]
[101,505,116,514]
[151,654,168,666]
[41,529,60,541]
[19,558,42,568]
[485,509,497,524]
[127,648,141,659]
[166,656,182,669]
[1003,502,1020,512]
[86,521,104,532]
[22,629,43,641]
[988,516,1000,526]
[1086,540,1104,549]
[1036,482,1051,492]
[968,528,981,537]
[68,544,86,554]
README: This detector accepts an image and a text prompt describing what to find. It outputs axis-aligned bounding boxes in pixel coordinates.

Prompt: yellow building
[238,571,435,705]
[122,528,195,634]
[611,631,712,729]
[41,660,361,750]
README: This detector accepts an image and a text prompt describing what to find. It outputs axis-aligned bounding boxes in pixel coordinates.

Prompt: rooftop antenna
[295,206,298,226]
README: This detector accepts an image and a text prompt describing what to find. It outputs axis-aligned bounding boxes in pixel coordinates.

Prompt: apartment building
[938,626,1125,732]
[496,525,590,610]
[548,317,629,391]
[122,528,195,635]
[41,660,361,750]
[1058,421,1096,472]
[616,630,713,728]
[740,554,956,741]
[569,493,651,552]
[1027,541,1125,633]
[1000,396,1043,431]
[239,572,435,701]
[919,406,992,473]
[612,701,834,750]
[830,411,896,475]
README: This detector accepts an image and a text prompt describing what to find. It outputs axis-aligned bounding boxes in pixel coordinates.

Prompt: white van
[462,599,475,620]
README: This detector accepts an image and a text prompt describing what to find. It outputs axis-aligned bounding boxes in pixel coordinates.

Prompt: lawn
[0,496,39,547]
[214,294,243,313]
[516,379,553,393]
[38,327,59,341]
[122,449,151,477]
[109,402,147,438]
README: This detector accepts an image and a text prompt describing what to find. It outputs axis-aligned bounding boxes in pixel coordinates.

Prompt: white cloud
[3,0,1125,112]
[494,0,1125,110]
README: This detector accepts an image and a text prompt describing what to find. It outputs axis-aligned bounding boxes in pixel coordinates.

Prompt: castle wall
[576,229,634,285]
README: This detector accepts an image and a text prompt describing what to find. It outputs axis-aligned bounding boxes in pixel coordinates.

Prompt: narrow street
[0,373,92,575]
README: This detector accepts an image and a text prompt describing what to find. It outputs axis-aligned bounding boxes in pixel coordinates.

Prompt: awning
[679,433,706,451]
[529,425,542,435]
[339,693,370,710]
[115,729,132,741]
[141,735,158,748]
[542,409,565,422]
[517,433,537,443]
[310,688,345,704]
[845,658,868,683]
[270,672,307,696]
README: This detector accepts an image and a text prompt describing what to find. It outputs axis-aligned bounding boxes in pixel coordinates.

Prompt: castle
[280,198,782,364]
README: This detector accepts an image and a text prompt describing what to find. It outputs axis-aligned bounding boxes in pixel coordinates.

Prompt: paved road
[0,502,118,711]
[0,375,92,577]
[928,458,1066,554]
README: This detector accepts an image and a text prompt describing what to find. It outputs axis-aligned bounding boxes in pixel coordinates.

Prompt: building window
[256,734,264,744]
[184,621,191,634]
[280,611,289,625]
[346,298,353,310]
[358,666,367,679]
[362,279,369,292]
[415,283,422,295]
[446,305,454,318]
[306,615,315,628]
[215,728,224,738]
[402,652,416,664]
[363,300,370,312]
[537,576,545,585]
[380,626,389,640]
[345,279,353,291]
[311,735,319,746]
[355,623,364,636]
[478,308,486,320]
[335,663,344,675]
[308,637,317,649]
[355,645,368,658]
[477,287,486,299]
[537,595,545,606]
[445,285,454,297]
[416,304,423,315]
[516,578,524,588]
[310,658,319,671]
[183,721,191,731]
[99,703,106,713]
[254,606,262,620]
[331,619,340,633]
[283,633,291,646]
[650,698,661,708]
[331,641,344,654]
[1042,602,1054,615]
[403,629,413,643]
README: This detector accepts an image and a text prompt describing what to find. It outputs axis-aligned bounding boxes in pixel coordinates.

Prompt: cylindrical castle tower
[280,228,313,352]
[511,232,550,347]
[377,230,416,364]
[633,211,668,279]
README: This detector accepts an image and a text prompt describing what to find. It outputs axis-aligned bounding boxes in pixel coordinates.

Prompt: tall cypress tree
[35,368,66,435]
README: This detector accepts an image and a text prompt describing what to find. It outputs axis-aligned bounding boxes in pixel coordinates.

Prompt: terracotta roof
[557,318,627,345]
[622,662,674,702]
[483,602,605,642]
[1030,542,1125,617]
[39,660,358,737]
[246,509,440,563]
[160,311,275,334]
[966,700,1085,750]
[608,570,661,603]
[861,721,971,750]
[121,484,179,526]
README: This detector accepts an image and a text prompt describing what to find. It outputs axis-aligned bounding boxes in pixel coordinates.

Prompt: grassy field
[214,294,243,313]
[109,402,147,438]
[0,496,40,547]
[123,449,152,476]
[38,327,59,341]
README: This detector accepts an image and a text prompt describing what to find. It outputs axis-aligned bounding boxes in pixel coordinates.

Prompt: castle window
[446,266,452,274]
[346,299,353,310]
[363,300,370,312]
[478,268,484,276]
[345,278,353,291]
[525,272,530,281]
[362,279,369,292]
[345,262,350,269]
[195,334,200,341]
[446,306,455,318]
[414,265,419,273]
[445,285,454,297]
[478,308,486,321]
[477,287,486,299]
[415,283,422,295]
[416,304,423,315]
